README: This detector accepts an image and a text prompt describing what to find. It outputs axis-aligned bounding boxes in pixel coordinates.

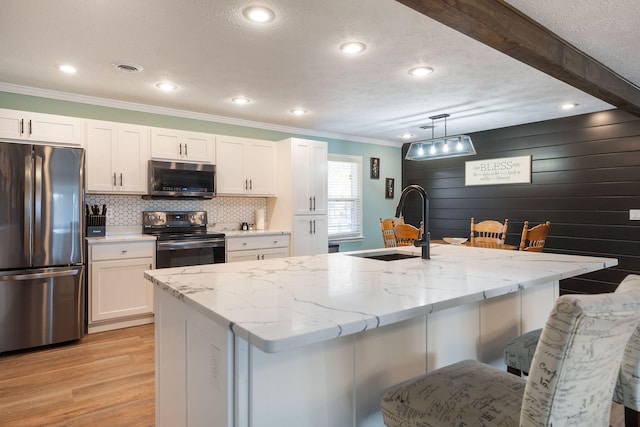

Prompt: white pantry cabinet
[226,234,290,263]
[150,127,214,163]
[292,138,328,215]
[0,108,84,146]
[85,120,149,194]
[87,239,155,333]
[267,138,328,256]
[216,136,277,196]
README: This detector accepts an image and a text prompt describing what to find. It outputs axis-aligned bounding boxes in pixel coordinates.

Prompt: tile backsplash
[85,194,267,231]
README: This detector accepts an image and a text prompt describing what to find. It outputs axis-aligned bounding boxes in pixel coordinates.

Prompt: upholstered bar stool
[504,274,640,427]
[381,288,640,427]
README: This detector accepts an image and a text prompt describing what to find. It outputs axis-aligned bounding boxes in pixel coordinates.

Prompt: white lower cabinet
[226,234,290,263]
[88,239,155,333]
[292,215,328,256]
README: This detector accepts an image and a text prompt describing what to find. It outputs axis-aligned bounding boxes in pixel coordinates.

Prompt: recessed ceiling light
[408,66,434,77]
[400,133,414,139]
[339,42,367,55]
[242,6,275,23]
[561,103,578,110]
[155,82,178,92]
[290,108,308,116]
[58,64,77,74]
[232,97,251,105]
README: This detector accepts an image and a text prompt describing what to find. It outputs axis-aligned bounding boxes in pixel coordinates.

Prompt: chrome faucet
[395,184,430,259]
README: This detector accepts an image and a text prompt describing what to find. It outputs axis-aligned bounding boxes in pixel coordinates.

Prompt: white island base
[154,273,557,427]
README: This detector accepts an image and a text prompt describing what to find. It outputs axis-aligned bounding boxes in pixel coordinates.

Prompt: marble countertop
[144,245,617,353]
[223,229,290,238]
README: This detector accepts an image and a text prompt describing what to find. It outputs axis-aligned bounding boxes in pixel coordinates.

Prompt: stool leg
[625,406,639,427]
[507,366,522,377]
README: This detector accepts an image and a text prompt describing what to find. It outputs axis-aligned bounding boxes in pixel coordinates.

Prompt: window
[328,154,362,239]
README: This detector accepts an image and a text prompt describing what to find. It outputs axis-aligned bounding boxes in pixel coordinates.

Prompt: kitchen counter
[86,234,156,243]
[221,229,290,238]
[147,244,617,427]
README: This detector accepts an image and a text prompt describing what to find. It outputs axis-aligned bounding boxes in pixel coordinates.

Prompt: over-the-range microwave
[147,160,215,199]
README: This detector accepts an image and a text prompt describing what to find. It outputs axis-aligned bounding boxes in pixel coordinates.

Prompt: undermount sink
[348,251,420,261]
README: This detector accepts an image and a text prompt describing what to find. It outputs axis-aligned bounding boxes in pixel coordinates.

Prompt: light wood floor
[0,324,154,427]
[0,323,627,426]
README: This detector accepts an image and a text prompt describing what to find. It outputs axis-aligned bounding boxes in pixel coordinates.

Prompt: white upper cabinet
[150,127,214,163]
[216,136,277,196]
[0,108,84,146]
[292,139,328,215]
[86,120,149,194]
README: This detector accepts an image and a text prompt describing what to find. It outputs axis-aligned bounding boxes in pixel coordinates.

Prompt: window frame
[327,153,363,241]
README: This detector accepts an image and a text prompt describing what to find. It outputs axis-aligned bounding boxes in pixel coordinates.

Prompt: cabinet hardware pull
[249,179,252,190]
[122,250,128,253]
[20,118,24,135]
[149,264,152,269]
[309,220,313,234]
[257,254,260,260]
[313,220,316,234]
[120,173,123,186]
[185,143,188,156]
[261,254,264,260]
[245,179,248,190]
[313,196,316,211]
[29,120,32,136]
[179,143,182,155]
[309,197,313,211]
[113,173,116,186]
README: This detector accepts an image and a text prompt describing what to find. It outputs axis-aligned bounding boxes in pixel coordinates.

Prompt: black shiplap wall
[402,109,640,295]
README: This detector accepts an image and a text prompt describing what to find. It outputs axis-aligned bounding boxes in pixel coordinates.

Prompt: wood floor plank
[0,324,154,427]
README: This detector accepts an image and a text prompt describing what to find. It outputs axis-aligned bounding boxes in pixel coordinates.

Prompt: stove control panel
[143,211,207,228]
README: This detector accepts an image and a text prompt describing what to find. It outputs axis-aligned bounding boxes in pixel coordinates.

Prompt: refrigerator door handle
[0,267,81,281]
[24,154,33,259]
[34,155,43,256]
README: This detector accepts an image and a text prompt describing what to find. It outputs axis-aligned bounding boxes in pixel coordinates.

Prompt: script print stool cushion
[381,290,640,427]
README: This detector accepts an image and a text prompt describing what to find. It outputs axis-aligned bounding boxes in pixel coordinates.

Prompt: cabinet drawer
[226,235,290,251]
[90,241,155,261]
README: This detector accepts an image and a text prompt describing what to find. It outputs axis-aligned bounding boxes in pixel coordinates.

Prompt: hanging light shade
[405,114,476,161]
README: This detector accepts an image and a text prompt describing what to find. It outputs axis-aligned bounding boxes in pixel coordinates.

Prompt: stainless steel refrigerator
[0,141,85,353]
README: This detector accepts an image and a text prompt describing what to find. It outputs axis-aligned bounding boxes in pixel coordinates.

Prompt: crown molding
[0,82,401,147]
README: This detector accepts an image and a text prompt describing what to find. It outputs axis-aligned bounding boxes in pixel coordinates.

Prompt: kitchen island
[145,244,617,427]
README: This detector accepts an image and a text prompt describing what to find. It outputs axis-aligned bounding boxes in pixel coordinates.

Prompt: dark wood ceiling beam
[395,0,640,117]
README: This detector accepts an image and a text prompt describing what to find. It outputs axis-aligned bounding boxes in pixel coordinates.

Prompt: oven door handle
[157,240,226,251]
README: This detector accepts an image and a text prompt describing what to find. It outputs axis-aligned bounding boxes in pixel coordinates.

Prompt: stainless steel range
[143,211,225,268]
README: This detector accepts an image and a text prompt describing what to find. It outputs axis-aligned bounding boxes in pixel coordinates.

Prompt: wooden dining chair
[379,217,404,248]
[504,274,640,427]
[393,223,419,246]
[382,287,640,427]
[519,220,551,252]
[470,217,508,244]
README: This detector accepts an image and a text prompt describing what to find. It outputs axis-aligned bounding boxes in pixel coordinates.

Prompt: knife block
[86,214,106,237]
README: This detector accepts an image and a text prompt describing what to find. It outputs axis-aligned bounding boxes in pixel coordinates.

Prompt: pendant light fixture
[405,114,476,161]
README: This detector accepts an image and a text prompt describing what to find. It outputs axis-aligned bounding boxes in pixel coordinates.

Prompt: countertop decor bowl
[443,237,468,245]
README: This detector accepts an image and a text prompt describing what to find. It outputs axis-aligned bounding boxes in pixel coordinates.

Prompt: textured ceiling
[0,0,634,145]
